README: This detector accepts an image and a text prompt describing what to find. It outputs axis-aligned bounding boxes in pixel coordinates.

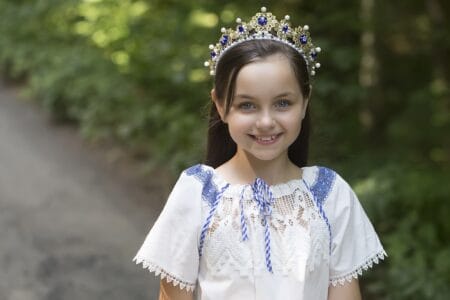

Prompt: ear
[211,89,227,123]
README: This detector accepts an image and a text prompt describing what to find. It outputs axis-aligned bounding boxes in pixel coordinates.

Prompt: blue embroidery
[310,167,337,206]
[304,166,337,254]
[185,164,220,207]
[198,183,230,257]
[185,164,231,257]
[184,164,202,176]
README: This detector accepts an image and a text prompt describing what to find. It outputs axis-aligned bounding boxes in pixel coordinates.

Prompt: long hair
[204,40,312,168]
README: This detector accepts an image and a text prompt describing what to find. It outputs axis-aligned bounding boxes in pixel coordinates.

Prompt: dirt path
[0,82,168,300]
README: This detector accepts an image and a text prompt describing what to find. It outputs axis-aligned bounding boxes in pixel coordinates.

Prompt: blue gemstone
[299,34,307,44]
[258,16,267,26]
[220,35,228,46]
[210,51,216,58]
[238,25,244,32]
[282,25,289,33]
[311,51,317,60]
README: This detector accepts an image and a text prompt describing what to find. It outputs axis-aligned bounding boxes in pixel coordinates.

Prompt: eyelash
[238,102,255,110]
[276,99,291,108]
[237,99,292,110]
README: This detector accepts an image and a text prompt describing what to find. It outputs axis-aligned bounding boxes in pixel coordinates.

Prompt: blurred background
[0,0,448,299]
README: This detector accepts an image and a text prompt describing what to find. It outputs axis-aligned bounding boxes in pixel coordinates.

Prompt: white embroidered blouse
[134,164,386,300]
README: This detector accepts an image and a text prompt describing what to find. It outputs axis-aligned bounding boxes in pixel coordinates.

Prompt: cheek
[226,115,255,143]
[280,110,303,130]
[227,114,253,131]
[288,120,302,137]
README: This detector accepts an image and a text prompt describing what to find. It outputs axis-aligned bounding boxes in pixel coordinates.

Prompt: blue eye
[238,102,255,110]
[276,99,291,108]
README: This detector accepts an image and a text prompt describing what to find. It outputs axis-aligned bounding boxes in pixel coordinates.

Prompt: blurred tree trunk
[359,0,376,91]
[359,8,378,300]
[359,0,383,147]
[426,0,449,83]
[426,0,450,166]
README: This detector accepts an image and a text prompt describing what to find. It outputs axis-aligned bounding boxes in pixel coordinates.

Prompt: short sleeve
[324,172,387,286]
[133,171,202,292]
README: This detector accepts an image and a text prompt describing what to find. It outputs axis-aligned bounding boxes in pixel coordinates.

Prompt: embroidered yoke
[133,164,386,300]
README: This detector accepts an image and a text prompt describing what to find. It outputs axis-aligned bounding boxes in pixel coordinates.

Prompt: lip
[249,133,282,145]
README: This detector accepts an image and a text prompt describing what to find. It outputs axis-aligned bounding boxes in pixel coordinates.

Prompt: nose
[256,110,275,130]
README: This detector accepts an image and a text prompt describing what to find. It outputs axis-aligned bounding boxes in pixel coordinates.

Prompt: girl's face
[214,54,309,164]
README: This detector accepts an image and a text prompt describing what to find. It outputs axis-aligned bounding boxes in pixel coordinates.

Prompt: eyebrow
[235,92,295,99]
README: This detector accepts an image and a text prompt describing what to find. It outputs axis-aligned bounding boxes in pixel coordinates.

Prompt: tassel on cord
[251,178,275,273]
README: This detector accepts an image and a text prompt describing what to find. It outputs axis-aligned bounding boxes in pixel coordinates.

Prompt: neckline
[200,163,312,189]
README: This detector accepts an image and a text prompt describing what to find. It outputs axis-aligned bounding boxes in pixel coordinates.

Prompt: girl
[134,7,386,300]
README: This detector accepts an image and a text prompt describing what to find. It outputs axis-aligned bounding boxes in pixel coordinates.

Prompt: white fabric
[133,172,202,291]
[325,174,387,286]
[133,164,386,299]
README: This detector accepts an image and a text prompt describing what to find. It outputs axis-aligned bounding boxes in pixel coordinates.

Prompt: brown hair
[204,39,312,168]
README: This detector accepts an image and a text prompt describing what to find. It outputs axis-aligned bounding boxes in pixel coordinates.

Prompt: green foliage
[355,164,450,299]
[0,0,448,298]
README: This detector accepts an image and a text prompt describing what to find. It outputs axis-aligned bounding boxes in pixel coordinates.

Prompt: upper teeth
[257,135,276,141]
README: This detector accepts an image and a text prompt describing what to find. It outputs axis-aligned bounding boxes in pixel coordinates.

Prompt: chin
[244,150,286,163]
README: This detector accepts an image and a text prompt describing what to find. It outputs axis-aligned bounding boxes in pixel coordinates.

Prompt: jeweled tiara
[204,7,321,77]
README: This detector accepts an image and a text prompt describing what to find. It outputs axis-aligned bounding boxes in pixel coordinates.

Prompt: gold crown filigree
[204,7,321,77]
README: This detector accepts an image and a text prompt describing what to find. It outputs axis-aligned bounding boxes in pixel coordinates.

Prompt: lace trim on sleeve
[329,250,387,287]
[133,255,196,292]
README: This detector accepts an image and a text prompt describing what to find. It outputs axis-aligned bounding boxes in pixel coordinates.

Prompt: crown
[204,7,321,77]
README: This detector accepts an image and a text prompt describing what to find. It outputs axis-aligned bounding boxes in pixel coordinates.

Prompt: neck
[229,150,299,185]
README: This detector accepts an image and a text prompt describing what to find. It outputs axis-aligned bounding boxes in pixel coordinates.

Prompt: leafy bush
[355,163,450,299]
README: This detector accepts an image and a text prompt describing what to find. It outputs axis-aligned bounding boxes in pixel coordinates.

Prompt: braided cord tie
[198,183,230,257]
[239,186,249,241]
[251,178,275,273]
[302,179,332,254]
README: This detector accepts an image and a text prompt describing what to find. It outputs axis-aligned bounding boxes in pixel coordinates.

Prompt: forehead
[234,54,301,97]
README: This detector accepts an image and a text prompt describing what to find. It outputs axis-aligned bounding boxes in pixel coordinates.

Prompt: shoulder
[303,165,354,206]
[182,164,225,207]
[184,164,214,181]
[302,165,337,203]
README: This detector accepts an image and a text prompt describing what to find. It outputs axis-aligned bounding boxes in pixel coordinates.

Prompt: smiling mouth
[249,134,282,144]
